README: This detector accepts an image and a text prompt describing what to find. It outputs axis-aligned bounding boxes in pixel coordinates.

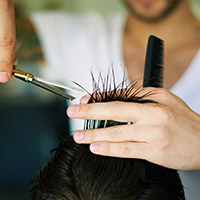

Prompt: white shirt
[31,11,200,200]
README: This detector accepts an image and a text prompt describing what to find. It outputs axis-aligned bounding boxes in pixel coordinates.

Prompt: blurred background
[0,0,199,199]
[11,0,200,17]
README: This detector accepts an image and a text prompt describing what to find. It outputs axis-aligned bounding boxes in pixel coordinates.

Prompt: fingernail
[90,143,100,153]
[0,72,10,83]
[68,105,79,115]
[74,131,84,141]
[80,95,90,104]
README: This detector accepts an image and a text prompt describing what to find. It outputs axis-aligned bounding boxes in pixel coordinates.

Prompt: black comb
[143,35,164,88]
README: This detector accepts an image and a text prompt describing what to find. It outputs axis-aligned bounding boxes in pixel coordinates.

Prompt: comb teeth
[143,35,164,88]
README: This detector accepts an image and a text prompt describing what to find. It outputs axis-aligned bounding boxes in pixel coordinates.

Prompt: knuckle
[154,88,168,95]
[84,129,92,142]
[81,104,92,116]
[152,87,165,96]
[110,126,121,141]
[121,143,132,156]
[156,88,172,102]
[103,143,111,155]
[0,36,15,48]
[162,91,171,102]
[153,128,170,153]
[110,101,121,113]
[154,106,173,122]
[0,59,12,68]
[159,125,169,135]
[156,125,169,142]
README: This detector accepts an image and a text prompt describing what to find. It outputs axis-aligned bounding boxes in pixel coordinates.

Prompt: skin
[67,0,200,170]
[123,0,182,23]
[0,0,200,170]
[0,0,16,83]
[0,1,42,83]
[68,89,200,170]
[123,0,200,89]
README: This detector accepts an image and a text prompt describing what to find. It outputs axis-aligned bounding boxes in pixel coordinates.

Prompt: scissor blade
[34,77,84,93]
[30,78,76,101]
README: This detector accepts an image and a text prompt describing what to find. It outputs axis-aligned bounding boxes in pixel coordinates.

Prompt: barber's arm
[0,1,43,84]
[67,88,200,171]
[0,0,16,83]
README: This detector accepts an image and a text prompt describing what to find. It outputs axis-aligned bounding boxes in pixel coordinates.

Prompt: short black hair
[30,74,185,200]
[30,136,185,200]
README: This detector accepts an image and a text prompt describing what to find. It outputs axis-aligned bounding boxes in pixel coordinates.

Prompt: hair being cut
[30,70,185,200]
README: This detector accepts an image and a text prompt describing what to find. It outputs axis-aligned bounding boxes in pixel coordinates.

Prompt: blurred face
[123,0,182,22]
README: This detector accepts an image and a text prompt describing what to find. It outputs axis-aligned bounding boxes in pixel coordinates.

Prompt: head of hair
[30,72,185,200]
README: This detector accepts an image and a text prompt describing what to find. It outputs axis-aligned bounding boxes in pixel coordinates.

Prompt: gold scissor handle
[12,65,34,82]
[12,65,77,100]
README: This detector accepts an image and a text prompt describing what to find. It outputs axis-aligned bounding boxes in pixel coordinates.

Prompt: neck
[124,1,199,48]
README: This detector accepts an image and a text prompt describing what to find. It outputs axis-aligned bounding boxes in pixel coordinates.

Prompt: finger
[80,94,90,104]
[0,0,16,83]
[73,124,153,143]
[89,141,149,159]
[142,87,176,106]
[67,101,151,122]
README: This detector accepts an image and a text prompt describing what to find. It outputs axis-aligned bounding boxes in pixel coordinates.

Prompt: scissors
[12,66,84,101]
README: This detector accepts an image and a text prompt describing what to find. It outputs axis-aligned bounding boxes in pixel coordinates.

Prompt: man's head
[30,79,185,200]
[30,137,185,200]
[123,0,183,23]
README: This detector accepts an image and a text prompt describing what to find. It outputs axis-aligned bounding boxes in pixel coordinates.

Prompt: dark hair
[30,74,185,200]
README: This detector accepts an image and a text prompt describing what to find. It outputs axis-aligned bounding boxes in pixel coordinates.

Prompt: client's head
[30,74,185,200]
[30,137,185,200]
